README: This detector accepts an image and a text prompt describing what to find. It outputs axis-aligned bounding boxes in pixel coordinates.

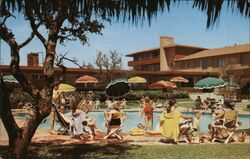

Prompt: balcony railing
[128,57,160,66]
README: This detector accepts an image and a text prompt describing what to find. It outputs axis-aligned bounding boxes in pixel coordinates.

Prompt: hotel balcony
[128,57,160,67]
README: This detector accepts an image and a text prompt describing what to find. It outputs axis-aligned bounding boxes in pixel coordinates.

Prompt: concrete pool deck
[1,126,249,146]
[0,105,249,146]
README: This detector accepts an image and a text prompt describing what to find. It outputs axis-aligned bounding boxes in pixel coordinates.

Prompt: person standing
[50,85,60,133]
[142,97,154,132]
[221,94,225,107]
[94,97,100,110]
[59,92,67,108]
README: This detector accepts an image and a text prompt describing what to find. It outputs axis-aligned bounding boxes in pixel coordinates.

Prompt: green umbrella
[3,75,19,83]
[226,82,240,89]
[194,77,226,89]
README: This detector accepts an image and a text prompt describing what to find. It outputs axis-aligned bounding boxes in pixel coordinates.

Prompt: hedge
[91,90,188,101]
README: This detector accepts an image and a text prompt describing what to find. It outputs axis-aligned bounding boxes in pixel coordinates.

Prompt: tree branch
[0,25,39,98]
[25,2,47,46]
[0,12,15,27]
[53,52,82,85]
[63,57,83,68]
[18,32,35,49]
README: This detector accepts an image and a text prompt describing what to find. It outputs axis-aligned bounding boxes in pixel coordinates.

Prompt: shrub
[247,104,250,109]
[91,90,189,101]
[9,90,34,109]
[235,98,242,102]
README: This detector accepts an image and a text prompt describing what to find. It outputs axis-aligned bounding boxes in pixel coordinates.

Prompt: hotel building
[126,36,250,88]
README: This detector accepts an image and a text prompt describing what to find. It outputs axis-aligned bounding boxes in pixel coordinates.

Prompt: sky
[0,1,249,69]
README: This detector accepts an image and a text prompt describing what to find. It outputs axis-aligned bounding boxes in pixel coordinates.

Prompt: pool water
[37,111,250,133]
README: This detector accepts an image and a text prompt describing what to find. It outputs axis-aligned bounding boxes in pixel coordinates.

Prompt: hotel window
[186,62,190,69]
[138,55,144,60]
[135,66,142,71]
[194,60,201,68]
[212,57,219,67]
[181,62,188,69]
[241,53,250,65]
[201,60,207,69]
[32,74,43,80]
[32,74,39,79]
[145,53,158,59]
[147,64,160,71]
[151,53,159,58]
[219,57,228,66]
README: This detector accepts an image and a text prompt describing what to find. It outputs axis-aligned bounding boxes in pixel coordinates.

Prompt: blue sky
[0,1,249,69]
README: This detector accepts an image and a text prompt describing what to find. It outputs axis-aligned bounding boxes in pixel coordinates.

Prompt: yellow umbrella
[128,76,147,84]
[57,83,76,92]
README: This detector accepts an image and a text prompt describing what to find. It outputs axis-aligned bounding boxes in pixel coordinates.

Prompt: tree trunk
[9,114,48,159]
[0,76,51,159]
[0,4,63,159]
[0,45,52,159]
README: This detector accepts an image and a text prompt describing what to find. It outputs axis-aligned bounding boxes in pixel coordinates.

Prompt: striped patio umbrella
[170,76,189,83]
[75,75,98,97]
[194,77,226,89]
[3,75,19,83]
[149,80,177,89]
[75,75,98,84]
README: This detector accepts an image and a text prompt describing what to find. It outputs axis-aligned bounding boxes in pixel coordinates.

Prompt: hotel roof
[126,44,207,57]
[175,44,250,61]
[0,65,219,76]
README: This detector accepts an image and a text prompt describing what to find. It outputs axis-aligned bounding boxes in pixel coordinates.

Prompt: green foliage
[247,104,250,109]
[1,0,249,29]
[234,98,242,103]
[126,90,189,100]
[91,90,188,102]
[9,90,34,109]
[91,91,107,102]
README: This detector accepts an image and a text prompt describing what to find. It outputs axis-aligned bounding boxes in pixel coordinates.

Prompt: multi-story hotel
[0,36,249,90]
[126,36,250,88]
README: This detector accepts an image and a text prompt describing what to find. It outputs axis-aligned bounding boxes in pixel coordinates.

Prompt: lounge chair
[104,111,124,140]
[53,104,70,135]
[179,119,193,143]
[211,109,239,143]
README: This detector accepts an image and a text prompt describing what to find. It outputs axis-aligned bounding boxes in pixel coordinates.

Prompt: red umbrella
[75,75,98,84]
[170,76,189,83]
[149,80,177,89]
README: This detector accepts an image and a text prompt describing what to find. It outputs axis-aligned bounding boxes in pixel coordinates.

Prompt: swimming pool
[35,111,250,133]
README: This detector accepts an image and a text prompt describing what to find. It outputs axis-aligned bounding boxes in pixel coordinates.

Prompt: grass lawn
[1,143,249,159]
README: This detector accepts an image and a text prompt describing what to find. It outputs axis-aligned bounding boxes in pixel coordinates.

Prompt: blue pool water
[30,111,250,133]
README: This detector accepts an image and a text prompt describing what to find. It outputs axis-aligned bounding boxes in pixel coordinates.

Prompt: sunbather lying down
[207,123,246,143]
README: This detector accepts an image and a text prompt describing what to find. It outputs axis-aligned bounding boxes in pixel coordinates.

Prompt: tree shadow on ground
[0,142,142,159]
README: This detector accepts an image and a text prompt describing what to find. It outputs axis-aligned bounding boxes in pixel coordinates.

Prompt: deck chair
[211,110,239,144]
[53,104,70,135]
[178,119,193,143]
[104,111,124,140]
